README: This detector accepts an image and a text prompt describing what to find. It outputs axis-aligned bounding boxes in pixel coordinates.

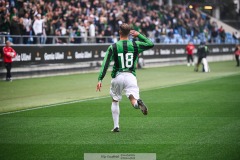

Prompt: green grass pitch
[0,61,240,160]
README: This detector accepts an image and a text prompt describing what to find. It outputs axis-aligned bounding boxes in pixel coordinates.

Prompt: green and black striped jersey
[98,34,154,81]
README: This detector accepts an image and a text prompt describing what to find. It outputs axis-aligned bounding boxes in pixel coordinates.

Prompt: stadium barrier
[0,44,236,79]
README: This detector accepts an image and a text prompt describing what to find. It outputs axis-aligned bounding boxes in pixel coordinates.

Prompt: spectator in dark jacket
[104,26,113,43]
[10,16,21,44]
[219,26,226,43]
[211,28,218,43]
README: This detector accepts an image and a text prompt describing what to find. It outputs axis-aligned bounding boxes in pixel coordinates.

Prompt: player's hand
[96,81,102,92]
[130,30,139,38]
[11,52,16,58]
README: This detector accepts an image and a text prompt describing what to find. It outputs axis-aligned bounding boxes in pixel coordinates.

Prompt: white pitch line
[0,73,239,116]
[0,96,109,116]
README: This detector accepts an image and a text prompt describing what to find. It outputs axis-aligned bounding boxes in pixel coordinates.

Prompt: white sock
[111,102,120,128]
[133,101,139,109]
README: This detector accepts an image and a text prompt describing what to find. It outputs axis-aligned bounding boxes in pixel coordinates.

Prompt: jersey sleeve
[11,48,16,55]
[11,48,17,57]
[205,46,209,55]
[136,34,154,53]
[3,47,11,57]
[98,45,114,81]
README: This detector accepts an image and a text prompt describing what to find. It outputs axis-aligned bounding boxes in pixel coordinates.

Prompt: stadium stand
[0,0,239,44]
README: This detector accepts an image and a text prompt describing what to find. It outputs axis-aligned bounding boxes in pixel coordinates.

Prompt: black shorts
[197,57,203,64]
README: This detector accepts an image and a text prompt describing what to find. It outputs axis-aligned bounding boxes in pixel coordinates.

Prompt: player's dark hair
[119,23,131,36]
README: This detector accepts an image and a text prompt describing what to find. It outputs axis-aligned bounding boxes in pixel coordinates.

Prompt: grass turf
[0,61,239,113]
[0,61,240,159]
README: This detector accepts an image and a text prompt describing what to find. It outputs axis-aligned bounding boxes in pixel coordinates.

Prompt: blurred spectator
[219,26,226,43]
[72,22,81,43]
[210,21,218,43]
[153,26,160,43]
[45,12,54,44]
[203,28,209,42]
[22,13,32,44]
[79,22,87,43]
[104,26,113,43]
[167,28,174,39]
[55,29,67,44]
[51,11,60,33]
[0,0,235,44]
[160,24,167,36]
[233,31,240,42]
[112,33,118,43]
[10,7,18,20]
[59,21,68,43]
[211,28,218,43]
[19,17,25,35]
[0,13,10,33]
[177,15,187,38]
[10,16,21,44]
[33,14,44,44]
[141,22,149,37]
[68,26,75,43]
[88,21,96,43]
[96,30,105,43]
[60,22,67,36]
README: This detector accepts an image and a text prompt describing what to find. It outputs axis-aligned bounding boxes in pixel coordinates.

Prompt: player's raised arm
[130,30,154,53]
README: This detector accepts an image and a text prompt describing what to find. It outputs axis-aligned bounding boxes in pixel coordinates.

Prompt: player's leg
[110,74,124,132]
[238,55,240,66]
[236,55,239,66]
[111,99,120,132]
[195,57,202,72]
[124,73,148,115]
[5,63,11,81]
[187,55,190,66]
[9,63,12,80]
[202,58,208,72]
[190,55,194,66]
[129,95,138,109]
[128,95,148,115]
[5,63,8,81]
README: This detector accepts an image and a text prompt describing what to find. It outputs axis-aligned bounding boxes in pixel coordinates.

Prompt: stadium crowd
[0,0,239,44]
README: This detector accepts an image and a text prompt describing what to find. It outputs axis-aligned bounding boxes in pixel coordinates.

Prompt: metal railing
[0,33,239,45]
[0,33,118,44]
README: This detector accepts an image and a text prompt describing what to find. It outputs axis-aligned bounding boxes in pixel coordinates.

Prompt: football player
[96,23,154,132]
